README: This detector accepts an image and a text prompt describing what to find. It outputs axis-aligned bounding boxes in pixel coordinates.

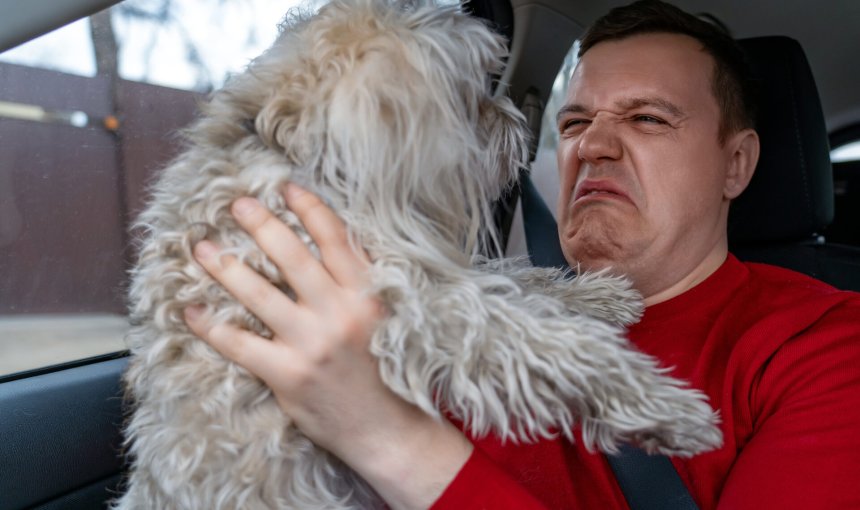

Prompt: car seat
[728,36,860,291]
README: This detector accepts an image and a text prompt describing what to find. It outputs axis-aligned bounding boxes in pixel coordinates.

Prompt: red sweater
[432,254,860,509]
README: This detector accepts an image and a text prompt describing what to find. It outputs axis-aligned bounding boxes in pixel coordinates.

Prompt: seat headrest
[728,36,834,244]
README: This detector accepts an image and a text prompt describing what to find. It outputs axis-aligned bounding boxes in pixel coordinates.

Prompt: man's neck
[642,247,728,307]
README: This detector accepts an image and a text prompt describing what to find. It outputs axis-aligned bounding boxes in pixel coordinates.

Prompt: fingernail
[285,183,305,200]
[232,197,258,217]
[194,240,218,260]
[184,304,205,321]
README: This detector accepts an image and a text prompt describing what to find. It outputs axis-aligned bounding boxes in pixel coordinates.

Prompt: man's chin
[561,235,627,273]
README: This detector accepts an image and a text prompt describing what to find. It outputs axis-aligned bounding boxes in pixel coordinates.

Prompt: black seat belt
[605,445,700,510]
[519,174,700,510]
[519,176,568,268]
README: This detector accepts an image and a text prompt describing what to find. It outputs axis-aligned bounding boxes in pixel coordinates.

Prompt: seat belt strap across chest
[605,444,700,510]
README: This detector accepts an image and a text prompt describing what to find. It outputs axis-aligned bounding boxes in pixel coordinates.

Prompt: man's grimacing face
[555,32,748,299]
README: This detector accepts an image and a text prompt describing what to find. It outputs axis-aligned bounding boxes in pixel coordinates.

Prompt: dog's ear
[478,95,530,196]
[237,8,328,168]
[255,77,326,169]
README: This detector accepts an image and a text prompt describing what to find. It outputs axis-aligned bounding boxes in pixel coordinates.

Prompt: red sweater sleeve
[716,302,860,509]
[430,447,549,509]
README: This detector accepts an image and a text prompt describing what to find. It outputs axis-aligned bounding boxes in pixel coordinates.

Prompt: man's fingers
[281,184,372,288]
[193,240,301,334]
[231,197,338,305]
[184,305,291,386]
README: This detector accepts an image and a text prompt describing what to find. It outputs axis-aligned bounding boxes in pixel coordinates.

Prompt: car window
[505,41,579,257]
[831,140,860,163]
[826,133,860,246]
[0,0,296,378]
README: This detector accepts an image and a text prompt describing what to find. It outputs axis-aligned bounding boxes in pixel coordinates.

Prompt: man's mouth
[574,179,630,203]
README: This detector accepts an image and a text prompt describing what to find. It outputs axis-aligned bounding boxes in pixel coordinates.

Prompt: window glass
[831,140,860,163]
[112,0,290,92]
[826,136,860,246]
[506,41,579,257]
[1,0,294,93]
[0,0,304,378]
[0,18,96,77]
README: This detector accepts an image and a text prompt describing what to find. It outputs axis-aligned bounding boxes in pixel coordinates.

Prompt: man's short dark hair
[579,0,757,144]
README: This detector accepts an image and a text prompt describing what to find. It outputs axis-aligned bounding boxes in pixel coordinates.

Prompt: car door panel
[0,356,127,510]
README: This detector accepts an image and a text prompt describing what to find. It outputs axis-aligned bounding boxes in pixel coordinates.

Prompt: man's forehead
[571,33,713,83]
[563,34,714,113]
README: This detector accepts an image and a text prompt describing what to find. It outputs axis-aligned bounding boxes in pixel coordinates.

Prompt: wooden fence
[0,62,202,315]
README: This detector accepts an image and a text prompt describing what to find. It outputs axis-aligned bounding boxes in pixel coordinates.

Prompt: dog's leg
[374,269,721,458]
[478,259,643,327]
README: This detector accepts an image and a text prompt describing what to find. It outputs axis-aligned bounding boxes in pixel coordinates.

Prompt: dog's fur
[115,1,722,508]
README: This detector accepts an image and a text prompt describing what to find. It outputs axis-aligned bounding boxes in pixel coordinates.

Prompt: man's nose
[577,117,622,163]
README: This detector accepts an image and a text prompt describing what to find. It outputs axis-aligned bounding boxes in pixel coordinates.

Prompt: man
[184,1,860,508]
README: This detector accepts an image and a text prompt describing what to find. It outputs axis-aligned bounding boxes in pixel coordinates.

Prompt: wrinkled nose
[577,117,622,163]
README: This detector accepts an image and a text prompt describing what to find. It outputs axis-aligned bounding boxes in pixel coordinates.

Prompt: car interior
[1,0,858,508]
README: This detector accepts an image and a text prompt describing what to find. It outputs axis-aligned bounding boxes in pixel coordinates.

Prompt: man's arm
[430,448,549,509]
[717,302,860,508]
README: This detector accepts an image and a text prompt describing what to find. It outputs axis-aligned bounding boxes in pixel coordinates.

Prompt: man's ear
[723,128,760,200]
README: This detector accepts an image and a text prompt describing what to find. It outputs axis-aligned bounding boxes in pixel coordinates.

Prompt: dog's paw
[501,262,644,327]
[629,387,723,457]
[581,381,723,458]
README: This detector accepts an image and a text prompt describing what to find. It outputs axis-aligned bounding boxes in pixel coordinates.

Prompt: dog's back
[116,1,527,508]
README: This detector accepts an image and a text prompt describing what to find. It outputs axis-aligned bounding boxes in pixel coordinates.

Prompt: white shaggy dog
[115,0,722,508]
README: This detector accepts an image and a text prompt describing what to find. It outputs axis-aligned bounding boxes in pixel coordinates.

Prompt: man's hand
[185,183,384,448]
[183,183,472,509]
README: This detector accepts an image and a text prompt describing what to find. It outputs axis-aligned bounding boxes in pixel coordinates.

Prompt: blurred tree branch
[89,0,261,92]
[89,9,119,79]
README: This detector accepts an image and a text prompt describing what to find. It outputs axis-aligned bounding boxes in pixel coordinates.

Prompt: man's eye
[560,118,589,132]
[633,115,665,124]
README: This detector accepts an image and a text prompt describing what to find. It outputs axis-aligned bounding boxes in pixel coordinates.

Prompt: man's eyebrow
[555,97,686,123]
[617,97,685,118]
[555,104,591,123]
